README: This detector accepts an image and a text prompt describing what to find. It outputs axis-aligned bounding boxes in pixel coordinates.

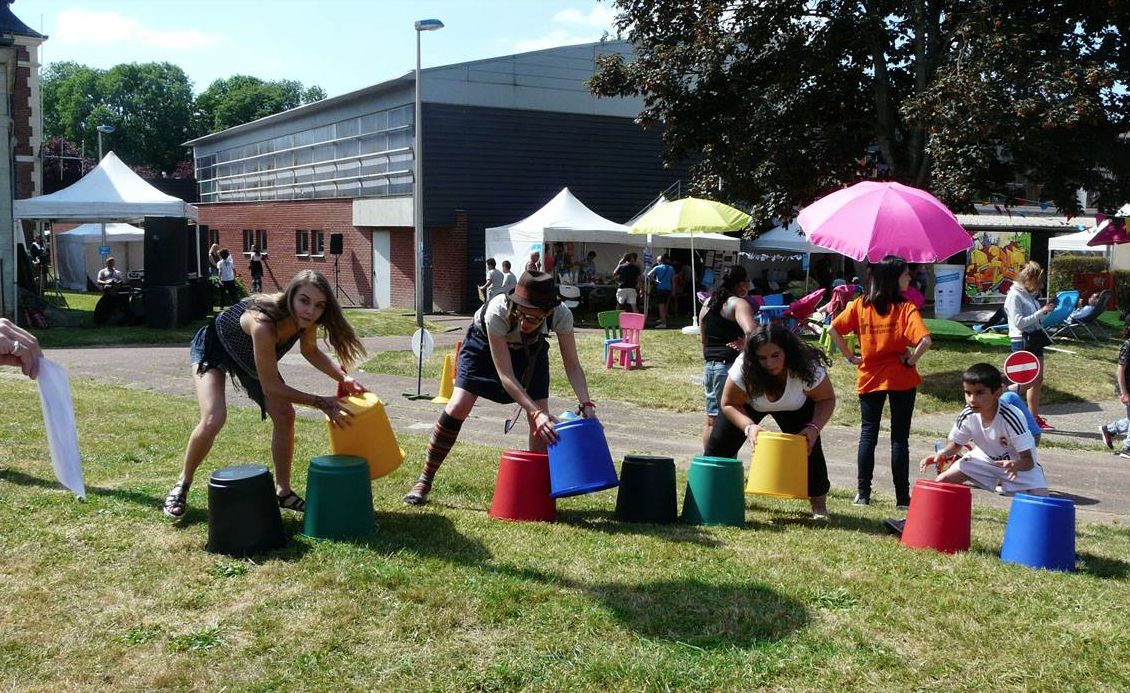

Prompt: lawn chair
[983,290,1079,342]
[783,288,826,335]
[606,312,645,370]
[1050,289,1111,341]
[598,309,624,360]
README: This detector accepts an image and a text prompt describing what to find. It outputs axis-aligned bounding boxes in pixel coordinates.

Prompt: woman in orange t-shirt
[829,256,932,509]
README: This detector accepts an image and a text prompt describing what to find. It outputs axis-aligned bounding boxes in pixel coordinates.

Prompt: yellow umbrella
[631,197,751,334]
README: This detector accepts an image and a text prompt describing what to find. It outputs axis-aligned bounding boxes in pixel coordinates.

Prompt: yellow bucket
[326,392,406,480]
[744,431,808,499]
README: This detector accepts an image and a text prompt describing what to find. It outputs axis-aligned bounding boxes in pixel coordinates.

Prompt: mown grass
[360,328,1125,426]
[2,375,1129,691]
[28,292,435,348]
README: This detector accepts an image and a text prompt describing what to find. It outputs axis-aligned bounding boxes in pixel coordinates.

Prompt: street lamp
[413,17,443,328]
[96,124,115,160]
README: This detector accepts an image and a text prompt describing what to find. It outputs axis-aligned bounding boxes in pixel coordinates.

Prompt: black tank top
[702,298,745,363]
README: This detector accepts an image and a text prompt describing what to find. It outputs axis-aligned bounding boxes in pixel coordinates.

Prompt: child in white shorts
[920,363,1048,496]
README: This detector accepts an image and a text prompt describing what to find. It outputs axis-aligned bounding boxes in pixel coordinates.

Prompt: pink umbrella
[797,181,972,262]
[1087,213,1130,246]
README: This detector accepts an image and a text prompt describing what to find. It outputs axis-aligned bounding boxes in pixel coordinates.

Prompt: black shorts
[655,289,671,302]
[453,324,550,404]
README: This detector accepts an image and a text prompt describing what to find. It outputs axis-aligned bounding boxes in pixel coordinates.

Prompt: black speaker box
[329,233,344,255]
[188,278,211,320]
[144,284,192,328]
[144,216,189,286]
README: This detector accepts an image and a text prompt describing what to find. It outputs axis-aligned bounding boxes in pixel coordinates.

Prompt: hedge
[1049,254,1129,313]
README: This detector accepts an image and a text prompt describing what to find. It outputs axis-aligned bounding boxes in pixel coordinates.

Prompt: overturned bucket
[745,431,808,499]
[327,392,406,480]
[900,479,971,554]
[489,450,556,522]
[682,456,745,527]
[547,418,619,498]
[1000,494,1075,572]
[615,455,677,524]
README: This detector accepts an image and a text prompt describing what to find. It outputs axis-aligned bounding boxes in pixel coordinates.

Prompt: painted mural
[963,231,1031,303]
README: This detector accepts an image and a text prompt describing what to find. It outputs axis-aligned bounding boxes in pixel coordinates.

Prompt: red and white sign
[1004,350,1041,385]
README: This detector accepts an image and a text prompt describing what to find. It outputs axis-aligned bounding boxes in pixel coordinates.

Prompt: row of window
[207,229,330,256]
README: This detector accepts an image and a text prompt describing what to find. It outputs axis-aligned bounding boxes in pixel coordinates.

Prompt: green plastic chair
[598,310,624,360]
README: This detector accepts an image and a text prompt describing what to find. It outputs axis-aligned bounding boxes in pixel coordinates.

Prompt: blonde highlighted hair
[1016,261,1045,287]
[247,269,366,368]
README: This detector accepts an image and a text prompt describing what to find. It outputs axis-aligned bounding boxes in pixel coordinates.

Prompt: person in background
[208,243,221,278]
[647,254,676,328]
[613,252,642,312]
[525,251,541,273]
[706,323,836,519]
[1099,324,1130,460]
[479,258,504,303]
[699,265,758,448]
[249,244,264,293]
[829,254,932,510]
[577,251,598,283]
[217,248,237,308]
[403,272,597,505]
[164,270,367,519]
[1004,261,1055,430]
[499,260,518,295]
[1068,292,1102,323]
[0,317,43,379]
[96,256,124,293]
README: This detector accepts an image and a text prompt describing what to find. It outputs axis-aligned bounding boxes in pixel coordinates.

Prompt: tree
[591,0,1130,220]
[41,137,92,193]
[194,75,328,134]
[41,62,103,150]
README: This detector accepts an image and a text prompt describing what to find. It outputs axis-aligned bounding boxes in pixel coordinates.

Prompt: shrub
[1048,254,1108,294]
[1115,270,1130,313]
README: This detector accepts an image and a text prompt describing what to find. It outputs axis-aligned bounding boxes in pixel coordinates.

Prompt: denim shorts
[703,360,732,417]
[1010,338,1045,359]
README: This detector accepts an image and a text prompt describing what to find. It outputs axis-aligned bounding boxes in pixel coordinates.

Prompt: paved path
[43,313,1130,524]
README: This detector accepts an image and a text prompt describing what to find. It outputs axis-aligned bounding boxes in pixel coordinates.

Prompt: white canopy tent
[1048,226,1103,253]
[484,188,738,278]
[53,223,143,290]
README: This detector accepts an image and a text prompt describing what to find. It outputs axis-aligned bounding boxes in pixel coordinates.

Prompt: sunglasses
[512,308,547,325]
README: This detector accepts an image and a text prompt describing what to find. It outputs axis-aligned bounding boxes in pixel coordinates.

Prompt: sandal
[277,490,306,513]
[163,481,189,519]
[403,477,431,506]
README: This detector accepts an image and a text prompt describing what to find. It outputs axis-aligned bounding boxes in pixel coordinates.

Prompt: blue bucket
[547,418,619,498]
[1000,494,1075,572]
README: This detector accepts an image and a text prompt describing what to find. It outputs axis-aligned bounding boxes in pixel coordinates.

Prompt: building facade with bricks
[0,0,45,318]
[186,40,689,312]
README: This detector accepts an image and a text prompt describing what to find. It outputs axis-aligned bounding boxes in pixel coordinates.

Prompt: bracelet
[743,423,754,437]
[844,356,854,364]
[580,401,596,409]
[804,422,820,432]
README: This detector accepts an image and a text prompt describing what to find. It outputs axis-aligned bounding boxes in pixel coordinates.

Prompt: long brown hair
[740,323,830,399]
[247,270,366,368]
[863,255,907,317]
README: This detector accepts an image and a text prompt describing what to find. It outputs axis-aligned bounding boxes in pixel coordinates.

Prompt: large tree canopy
[41,64,327,175]
[591,0,1130,221]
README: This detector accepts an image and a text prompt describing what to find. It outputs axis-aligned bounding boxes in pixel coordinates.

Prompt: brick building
[186,40,689,312]
[0,0,45,318]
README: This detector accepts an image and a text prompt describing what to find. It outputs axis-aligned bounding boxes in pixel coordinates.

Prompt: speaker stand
[332,254,354,306]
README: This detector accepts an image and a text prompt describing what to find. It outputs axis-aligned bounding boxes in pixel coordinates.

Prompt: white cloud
[54,9,222,49]
[552,5,618,28]
[515,30,604,53]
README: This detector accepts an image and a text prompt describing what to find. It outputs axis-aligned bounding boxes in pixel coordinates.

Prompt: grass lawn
[2,376,1130,691]
[29,291,435,348]
[361,327,1126,426]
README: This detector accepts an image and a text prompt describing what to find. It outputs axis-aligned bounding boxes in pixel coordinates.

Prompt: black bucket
[614,455,677,524]
[206,464,286,556]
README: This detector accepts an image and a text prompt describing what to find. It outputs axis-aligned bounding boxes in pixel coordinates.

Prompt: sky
[25,0,623,97]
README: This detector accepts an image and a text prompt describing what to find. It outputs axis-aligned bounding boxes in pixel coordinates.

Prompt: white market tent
[484,188,738,277]
[14,152,199,222]
[53,223,143,290]
[747,221,825,254]
[1048,226,1103,253]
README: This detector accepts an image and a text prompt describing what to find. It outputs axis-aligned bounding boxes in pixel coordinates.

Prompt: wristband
[743,423,754,437]
[844,356,853,364]
[804,422,820,432]
[580,401,596,409]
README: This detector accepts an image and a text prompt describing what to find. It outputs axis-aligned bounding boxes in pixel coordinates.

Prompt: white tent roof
[1048,226,1104,252]
[485,187,632,243]
[55,222,144,243]
[14,152,198,221]
[747,221,827,253]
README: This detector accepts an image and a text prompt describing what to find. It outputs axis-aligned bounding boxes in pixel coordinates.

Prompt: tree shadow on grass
[554,508,730,546]
[494,564,807,648]
[343,511,493,568]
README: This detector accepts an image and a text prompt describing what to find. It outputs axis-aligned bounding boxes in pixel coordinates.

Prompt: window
[295,230,309,255]
[242,229,254,253]
[311,230,325,256]
[210,229,220,246]
[256,229,268,254]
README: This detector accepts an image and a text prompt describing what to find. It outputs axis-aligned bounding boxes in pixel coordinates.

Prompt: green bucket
[681,456,746,527]
[302,454,376,540]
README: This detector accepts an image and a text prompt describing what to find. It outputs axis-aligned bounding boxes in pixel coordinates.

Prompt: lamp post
[96,124,115,161]
[413,18,443,328]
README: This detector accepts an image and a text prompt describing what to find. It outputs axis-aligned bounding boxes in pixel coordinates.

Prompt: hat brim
[510,293,559,311]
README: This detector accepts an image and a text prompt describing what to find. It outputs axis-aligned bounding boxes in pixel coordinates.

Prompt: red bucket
[900,479,971,554]
[488,450,556,522]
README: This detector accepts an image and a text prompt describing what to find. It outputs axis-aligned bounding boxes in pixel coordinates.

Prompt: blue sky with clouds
[26,0,621,96]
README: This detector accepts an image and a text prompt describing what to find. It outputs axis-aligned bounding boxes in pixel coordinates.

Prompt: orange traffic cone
[432,352,455,404]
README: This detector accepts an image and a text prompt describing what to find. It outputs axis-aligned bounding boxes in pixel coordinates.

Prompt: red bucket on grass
[488,450,556,522]
[900,479,971,554]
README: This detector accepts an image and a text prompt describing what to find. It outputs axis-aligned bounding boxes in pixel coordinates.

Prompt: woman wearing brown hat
[404,271,597,505]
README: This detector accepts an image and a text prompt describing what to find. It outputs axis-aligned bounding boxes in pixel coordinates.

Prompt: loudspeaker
[329,233,343,255]
[144,284,192,328]
[144,217,189,286]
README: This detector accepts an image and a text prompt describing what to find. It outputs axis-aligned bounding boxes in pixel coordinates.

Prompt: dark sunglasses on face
[513,308,547,325]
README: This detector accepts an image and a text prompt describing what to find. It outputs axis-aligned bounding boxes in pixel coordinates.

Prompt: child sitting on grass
[920,362,1048,496]
[1099,324,1130,459]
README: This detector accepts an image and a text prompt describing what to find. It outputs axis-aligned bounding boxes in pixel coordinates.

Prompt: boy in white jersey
[919,362,1048,496]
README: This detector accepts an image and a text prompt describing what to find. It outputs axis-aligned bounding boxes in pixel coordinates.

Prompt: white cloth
[478,292,573,347]
[218,257,235,281]
[97,267,123,284]
[615,288,638,306]
[948,401,1046,491]
[35,359,85,499]
[727,353,826,412]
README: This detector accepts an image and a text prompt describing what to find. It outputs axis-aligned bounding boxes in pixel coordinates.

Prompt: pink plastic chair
[783,288,826,334]
[606,312,645,370]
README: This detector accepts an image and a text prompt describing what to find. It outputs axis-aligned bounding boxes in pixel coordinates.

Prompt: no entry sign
[1004,350,1041,385]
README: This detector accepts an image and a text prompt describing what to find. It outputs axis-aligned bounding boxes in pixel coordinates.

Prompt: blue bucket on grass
[547,418,619,498]
[1000,494,1075,572]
